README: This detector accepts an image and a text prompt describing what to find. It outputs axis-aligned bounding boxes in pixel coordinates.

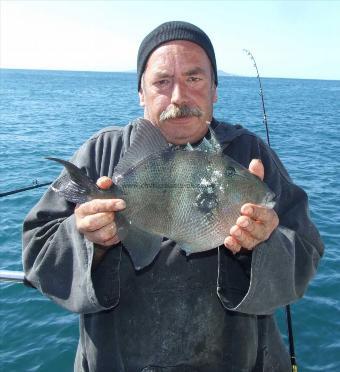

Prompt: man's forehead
[149,66,208,78]
[151,40,209,58]
[145,40,211,73]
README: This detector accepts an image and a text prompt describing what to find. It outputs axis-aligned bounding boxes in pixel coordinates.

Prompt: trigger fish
[48,118,275,270]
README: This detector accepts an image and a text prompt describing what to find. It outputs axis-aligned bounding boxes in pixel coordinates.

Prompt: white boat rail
[0,270,26,283]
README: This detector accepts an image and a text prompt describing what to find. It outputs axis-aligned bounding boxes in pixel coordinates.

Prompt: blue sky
[1,0,339,80]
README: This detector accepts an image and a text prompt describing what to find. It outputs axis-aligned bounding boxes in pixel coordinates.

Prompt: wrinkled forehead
[144,40,212,75]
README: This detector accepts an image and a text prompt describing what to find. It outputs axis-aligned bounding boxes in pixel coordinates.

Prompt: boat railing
[0,180,51,286]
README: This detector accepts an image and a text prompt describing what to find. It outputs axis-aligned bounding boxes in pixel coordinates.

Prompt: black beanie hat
[137,21,218,91]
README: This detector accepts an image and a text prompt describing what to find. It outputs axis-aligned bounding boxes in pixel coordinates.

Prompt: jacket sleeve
[22,128,128,314]
[217,138,324,315]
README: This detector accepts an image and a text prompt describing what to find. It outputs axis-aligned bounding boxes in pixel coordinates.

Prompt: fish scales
[115,149,267,253]
[48,118,275,269]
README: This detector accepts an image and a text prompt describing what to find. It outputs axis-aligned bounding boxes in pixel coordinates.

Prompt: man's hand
[75,176,125,248]
[224,159,279,254]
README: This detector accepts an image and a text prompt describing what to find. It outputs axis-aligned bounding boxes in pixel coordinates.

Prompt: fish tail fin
[47,157,99,204]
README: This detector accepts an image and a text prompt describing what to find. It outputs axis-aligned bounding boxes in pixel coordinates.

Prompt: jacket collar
[210,117,248,147]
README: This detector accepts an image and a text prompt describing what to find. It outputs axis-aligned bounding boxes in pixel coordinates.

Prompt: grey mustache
[159,105,203,122]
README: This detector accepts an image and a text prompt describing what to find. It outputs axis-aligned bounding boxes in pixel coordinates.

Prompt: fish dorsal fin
[184,127,221,153]
[113,118,169,182]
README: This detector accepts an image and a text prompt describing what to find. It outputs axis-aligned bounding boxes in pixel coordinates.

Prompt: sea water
[0,69,339,371]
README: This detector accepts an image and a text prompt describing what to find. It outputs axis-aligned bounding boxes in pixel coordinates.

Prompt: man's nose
[170,81,188,105]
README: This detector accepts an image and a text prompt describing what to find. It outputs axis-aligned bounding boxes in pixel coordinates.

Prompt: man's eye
[155,79,169,87]
[188,76,201,83]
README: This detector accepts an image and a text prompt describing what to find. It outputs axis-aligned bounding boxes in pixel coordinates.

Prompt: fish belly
[118,151,242,253]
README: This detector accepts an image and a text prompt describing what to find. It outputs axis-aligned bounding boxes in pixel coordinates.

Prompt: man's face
[139,40,217,145]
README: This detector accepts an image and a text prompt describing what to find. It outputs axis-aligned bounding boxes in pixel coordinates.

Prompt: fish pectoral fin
[116,215,162,270]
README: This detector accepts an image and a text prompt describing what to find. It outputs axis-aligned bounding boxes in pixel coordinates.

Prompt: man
[23,21,324,371]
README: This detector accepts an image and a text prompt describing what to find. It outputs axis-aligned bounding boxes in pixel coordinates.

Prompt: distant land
[217,69,236,76]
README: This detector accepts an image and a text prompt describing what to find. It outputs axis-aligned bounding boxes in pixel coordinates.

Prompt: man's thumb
[96,176,113,190]
[248,159,264,181]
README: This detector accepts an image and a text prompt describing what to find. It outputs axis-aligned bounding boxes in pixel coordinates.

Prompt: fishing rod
[244,49,297,372]
[243,49,271,147]
[0,181,52,198]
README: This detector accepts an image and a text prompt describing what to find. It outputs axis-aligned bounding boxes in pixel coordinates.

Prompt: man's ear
[213,86,218,103]
[139,89,145,107]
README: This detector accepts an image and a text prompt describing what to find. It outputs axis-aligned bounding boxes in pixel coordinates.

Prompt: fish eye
[225,166,236,177]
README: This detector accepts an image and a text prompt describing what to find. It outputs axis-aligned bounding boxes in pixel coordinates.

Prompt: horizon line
[0,67,339,82]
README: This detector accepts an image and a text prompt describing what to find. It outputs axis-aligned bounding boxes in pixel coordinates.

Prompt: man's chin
[159,118,209,144]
